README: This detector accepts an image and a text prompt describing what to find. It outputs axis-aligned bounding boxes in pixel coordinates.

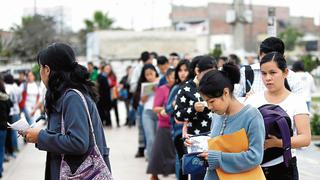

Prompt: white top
[25,82,39,113]
[129,63,142,93]
[294,72,316,102]
[143,94,155,110]
[5,83,21,115]
[245,91,309,167]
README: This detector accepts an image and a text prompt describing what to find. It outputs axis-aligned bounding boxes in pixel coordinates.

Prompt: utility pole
[232,0,246,51]
[267,7,277,37]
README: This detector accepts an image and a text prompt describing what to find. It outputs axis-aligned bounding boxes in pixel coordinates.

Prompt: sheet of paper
[7,118,30,132]
[141,82,158,97]
[187,135,210,153]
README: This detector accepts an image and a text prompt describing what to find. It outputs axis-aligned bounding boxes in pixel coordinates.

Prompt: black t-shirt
[174,79,212,135]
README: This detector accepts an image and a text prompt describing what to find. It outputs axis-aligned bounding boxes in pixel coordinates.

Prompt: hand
[30,109,36,117]
[264,135,282,150]
[244,90,255,101]
[160,109,167,116]
[194,102,205,112]
[183,133,192,147]
[198,151,208,160]
[141,95,149,103]
[24,128,42,143]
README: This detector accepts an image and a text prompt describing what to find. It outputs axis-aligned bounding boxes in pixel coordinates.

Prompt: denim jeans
[137,105,146,148]
[142,109,158,160]
[10,114,20,151]
[0,130,7,176]
[22,107,33,125]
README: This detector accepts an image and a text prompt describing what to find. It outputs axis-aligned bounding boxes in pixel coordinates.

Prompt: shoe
[135,148,144,158]
[315,143,320,147]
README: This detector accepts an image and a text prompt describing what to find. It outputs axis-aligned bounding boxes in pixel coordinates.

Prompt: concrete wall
[86,30,204,60]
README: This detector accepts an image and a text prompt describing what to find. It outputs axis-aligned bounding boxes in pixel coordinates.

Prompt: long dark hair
[37,43,98,115]
[132,64,158,109]
[175,59,190,85]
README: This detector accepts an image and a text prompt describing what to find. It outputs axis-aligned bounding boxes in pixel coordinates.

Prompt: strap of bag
[276,118,292,167]
[244,65,254,94]
[61,89,97,159]
[284,78,291,91]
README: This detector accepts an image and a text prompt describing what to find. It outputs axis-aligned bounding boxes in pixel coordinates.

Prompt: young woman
[22,43,111,179]
[165,59,190,180]
[246,52,311,180]
[105,63,120,127]
[147,68,176,180]
[174,56,216,180]
[133,64,159,160]
[198,63,265,180]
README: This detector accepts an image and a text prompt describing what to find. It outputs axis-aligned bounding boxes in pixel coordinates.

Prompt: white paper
[7,118,30,132]
[187,135,210,153]
[141,82,158,97]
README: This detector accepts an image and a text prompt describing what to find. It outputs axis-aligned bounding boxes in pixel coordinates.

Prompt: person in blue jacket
[198,63,265,180]
[22,43,111,180]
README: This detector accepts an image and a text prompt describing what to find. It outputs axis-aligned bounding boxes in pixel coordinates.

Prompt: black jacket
[0,92,12,130]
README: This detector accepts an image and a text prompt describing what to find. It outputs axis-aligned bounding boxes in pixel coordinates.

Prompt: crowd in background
[0,36,316,179]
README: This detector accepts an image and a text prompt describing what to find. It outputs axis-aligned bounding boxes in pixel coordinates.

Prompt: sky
[0,0,319,32]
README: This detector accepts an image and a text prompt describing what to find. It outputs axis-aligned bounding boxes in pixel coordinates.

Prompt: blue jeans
[22,107,33,125]
[142,109,158,160]
[0,130,7,176]
[137,105,146,148]
[10,114,20,151]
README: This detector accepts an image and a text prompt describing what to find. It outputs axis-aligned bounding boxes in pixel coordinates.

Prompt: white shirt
[129,62,142,93]
[25,82,39,113]
[246,91,309,167]
[5,83,21,115]
[294,72,316,102]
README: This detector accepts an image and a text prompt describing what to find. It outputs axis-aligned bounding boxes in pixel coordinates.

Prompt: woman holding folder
[198,63,265,180]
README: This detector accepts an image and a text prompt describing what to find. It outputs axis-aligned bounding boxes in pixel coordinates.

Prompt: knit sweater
[204,105,265,180]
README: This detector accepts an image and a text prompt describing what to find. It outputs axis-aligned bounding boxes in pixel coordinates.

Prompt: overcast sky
[0,0,319,32]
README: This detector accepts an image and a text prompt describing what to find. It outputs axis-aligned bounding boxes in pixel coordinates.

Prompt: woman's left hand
[198,151,208,160]
[264,135,282,150]
[24,128,42,143]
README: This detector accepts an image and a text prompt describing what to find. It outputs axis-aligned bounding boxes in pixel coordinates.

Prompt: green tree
[78,11,114,55]
[279,27,303,51]
[300,54,320,72]
[209,47,223,59]
[9,15,58,62]
[84,11,114,32]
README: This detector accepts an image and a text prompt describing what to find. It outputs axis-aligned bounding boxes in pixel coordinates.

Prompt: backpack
[244,65,291,96]
[258,104,293,167]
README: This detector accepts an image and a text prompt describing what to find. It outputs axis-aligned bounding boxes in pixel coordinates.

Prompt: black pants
[97,101,111,126]
[174,134,188,180]
[262,157,298,180]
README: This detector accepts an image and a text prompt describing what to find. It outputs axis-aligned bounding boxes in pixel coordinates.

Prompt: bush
[311,113,320,135]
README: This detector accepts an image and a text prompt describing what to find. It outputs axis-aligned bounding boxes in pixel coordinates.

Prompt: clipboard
[208,128,265,180]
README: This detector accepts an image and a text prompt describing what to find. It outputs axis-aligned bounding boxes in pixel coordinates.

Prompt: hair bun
[221,62,240,85]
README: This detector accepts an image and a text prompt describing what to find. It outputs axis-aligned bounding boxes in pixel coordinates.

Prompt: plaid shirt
[234,63,303,97]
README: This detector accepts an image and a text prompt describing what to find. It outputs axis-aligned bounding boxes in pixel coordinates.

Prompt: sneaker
[135,148,144,158]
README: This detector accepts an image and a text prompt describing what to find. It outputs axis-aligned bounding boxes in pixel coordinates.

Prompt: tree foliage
[300,54,320,72]
[84,11,114,32]
[279,27,303,51]
[9,14,58,62]
[208,47,223,59]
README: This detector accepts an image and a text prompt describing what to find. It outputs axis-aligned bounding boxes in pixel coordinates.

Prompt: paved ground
[2,102,320,180]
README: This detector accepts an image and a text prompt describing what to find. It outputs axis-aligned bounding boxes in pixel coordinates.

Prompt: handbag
[182,152,208,175]
[59,89,113,180]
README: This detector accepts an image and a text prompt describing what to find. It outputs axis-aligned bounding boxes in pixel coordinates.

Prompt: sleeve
[174,86,196,122]
[207,111,265,173]
[233,67,246,98]
[288,71,303,96]
[153,87,165,108]
[165,85,179,115]
[37,92,90,155]
[293,95,310,116]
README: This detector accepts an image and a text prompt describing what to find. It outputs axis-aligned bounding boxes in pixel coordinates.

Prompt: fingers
[184,138,192,147]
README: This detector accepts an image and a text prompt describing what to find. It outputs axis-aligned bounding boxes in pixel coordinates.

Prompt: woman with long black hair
[22,43,111,180]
